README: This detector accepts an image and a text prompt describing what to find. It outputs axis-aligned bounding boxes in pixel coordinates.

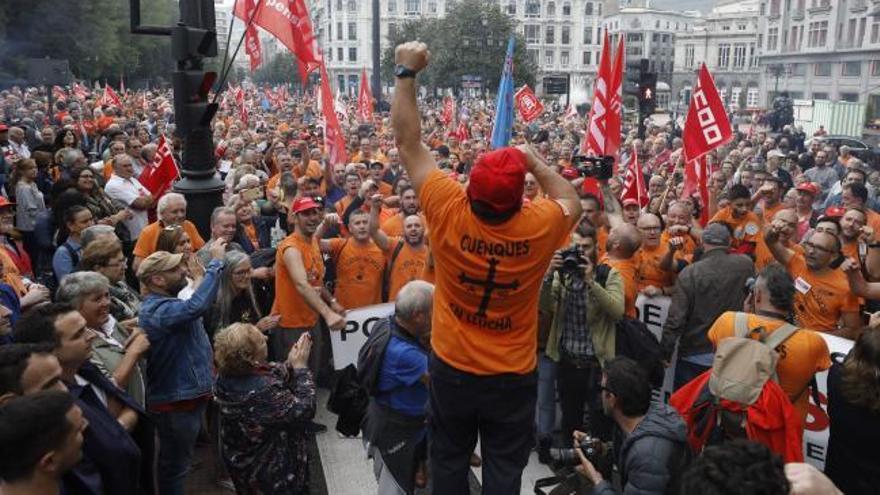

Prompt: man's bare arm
[368,194,392,251]
[518,145,582,229]
[283,248,334,318]
[391,42,436,194]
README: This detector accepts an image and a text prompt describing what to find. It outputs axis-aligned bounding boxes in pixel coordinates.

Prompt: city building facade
[672,0,761,114]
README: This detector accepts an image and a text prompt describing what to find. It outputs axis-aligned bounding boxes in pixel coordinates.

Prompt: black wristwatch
[394,64,418,79]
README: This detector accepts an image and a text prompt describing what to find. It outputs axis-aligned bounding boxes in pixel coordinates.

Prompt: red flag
[139,135,180,198]
[52,86,67,102]
[620,144,648,208]
[319,62,347,165]
[72,82,88,99]
[234,87,248,123]
[581,31,612,156]
[683,64,733,162]
[581,177,605,209]
[99,85,122,108]
[357,67,373,122]
[563,104,578,121]
[682,156,710,226]
[606,35,625,161]
[242,0,263,71]
[452,120,470,142]
[440,96,455,126]
[233,0,322,84]
[514,85,544,123]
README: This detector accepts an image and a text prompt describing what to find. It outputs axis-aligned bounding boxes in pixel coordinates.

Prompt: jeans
[536,354,558,441]
[155,401,208,495]
[557,356,612,443]
[429,355,537,495]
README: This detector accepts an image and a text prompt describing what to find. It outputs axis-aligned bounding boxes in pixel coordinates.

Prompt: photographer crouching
[570,357,690,494]
[538,226,624,462]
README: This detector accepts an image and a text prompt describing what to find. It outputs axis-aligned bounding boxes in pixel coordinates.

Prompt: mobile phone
[242,187,262,202]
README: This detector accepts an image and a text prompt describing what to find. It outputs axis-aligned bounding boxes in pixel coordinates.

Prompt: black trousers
[429,355,537,495]
[557,356,613,443]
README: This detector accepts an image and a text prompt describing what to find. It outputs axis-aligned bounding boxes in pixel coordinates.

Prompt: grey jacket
[594,403,689,495]
[660,248,754,359]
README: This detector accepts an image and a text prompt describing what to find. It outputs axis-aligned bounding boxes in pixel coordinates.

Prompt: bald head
[608,224,642,258]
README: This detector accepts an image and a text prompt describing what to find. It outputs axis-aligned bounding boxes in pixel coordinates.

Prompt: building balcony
[791,9,805,20]
[851,0,868,12]
[807,5,832,14]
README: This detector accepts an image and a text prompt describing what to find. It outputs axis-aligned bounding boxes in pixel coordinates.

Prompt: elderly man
[132,193,206,271]
[603,223,643,318]
[195,206,243,265]
[363,281,435,495]
[661,223,755,389]
[7,126,30,160]
[104,154,153,239]
[137,243,226,494]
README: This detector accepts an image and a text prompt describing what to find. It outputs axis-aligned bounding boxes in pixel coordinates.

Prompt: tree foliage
[252,52,304,88]
[0,0,176,87]
[382,0,537,93]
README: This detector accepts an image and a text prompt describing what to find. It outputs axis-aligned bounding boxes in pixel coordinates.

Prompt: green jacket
[540,266,625,366]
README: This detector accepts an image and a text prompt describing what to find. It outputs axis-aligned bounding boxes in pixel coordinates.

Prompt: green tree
[382,0,537,94]
[252,52,303,88]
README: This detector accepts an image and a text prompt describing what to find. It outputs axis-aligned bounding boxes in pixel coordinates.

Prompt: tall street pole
[371,0,382,108]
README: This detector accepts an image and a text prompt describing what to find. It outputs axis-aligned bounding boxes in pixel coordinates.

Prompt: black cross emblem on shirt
[459,257,520,318]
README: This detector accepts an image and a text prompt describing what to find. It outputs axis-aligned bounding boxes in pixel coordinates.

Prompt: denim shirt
[139,258,224,405]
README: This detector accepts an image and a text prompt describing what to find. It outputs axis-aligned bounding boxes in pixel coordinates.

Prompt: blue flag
[491,35,516,149]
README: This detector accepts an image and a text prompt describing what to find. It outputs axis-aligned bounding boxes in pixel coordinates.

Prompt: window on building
[336,0,343,12]
[561,50,570,66]
[583,26,593,44]
[738,24,747,31]
[507,1,516,14]
[525,0,540,16]
[792,63,806,76]
[546,25,555,44]
[427,1,437,13]
[527,48,539,64]
[547,1,556,16]
[562,2,571,15]
[733,44,746,68]
[585,2,593,15]
[337,47,343,61]
[338,75,346,92]
[656,20,660,28]
[348,75,358,94]
[388,0,396,12]
[626,33,643,42]
[525,25,540,44]
[561,26,571,45]
[597,3,602,15]
[840,92,859,103]
[722,24,731,31]
[347,0,357,12]
[749,43,757,67]
[405,0,420,14]
[848,18,857,47]
[814,62,831,76]
[730,87,742,110]
[685,45,695,68]
[337,22,343,40]
[872,21,880,43]
[545,49,555,65]
[873,60,880,76]
[870,95,880,120]
[747,87,759,108]
[388,23,398,39]
[718,43,731,68]
[349,47,357,62]
[813,92,829,100]
[858,18,866,48]
[808,21,828,47]
[348,22,357,40]
[842,61,861,76]
[583,51,592,65]
[770,0,780,15]
[768,28,778,50]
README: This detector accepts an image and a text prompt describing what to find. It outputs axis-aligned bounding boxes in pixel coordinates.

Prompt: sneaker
[306,421,328,434]
[336,430,361,439]
[216,478,236,491]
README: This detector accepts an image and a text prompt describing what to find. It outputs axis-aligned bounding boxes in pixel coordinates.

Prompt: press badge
[794,277,812,294]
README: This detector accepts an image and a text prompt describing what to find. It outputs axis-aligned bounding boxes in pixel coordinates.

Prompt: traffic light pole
[131,0,224,238]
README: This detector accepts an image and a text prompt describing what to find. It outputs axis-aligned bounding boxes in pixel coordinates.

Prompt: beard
[167,276,189,295]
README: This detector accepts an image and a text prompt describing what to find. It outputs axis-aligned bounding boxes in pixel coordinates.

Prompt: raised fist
[394,42,430,73]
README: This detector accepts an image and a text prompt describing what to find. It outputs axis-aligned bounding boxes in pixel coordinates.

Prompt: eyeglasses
[638,226,662,233]
[803,241,835,254]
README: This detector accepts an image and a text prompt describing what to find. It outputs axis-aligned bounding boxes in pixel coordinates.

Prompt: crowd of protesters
[0,41,878,495]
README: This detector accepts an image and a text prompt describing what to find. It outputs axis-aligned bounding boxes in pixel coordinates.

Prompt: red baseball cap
[823,206,846,219]
[466,147,527,214]
[0,196,14,208]
[0,124,8,132]
[290,197,321,214]
[561,168,579,180]
[795,182,819,196]
[622,198,640,207]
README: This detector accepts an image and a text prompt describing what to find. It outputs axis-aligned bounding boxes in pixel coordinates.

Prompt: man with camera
[572,357,689,494]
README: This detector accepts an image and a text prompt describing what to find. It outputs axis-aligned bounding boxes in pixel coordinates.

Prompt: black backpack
[356,316,422,396]
[595,264,665,387]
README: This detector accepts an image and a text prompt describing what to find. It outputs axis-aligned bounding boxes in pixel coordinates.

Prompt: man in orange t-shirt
[636,213,682,296]
[271,197,346,367]
[753,209,803,271]
[369,194,429,301]
[319,210,385,309]
[380,186,422,237]
[710,184,761,254]
[391,40,582,495]
[708,264,831,421]
[132,192,205,272]
[602,224,642,318]
[764,225,862,339]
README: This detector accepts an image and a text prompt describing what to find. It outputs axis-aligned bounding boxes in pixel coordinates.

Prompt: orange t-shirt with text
[383,237,429,301]
[710,207,762,249]
[328,238,385,309]
[785,253,860,332]
[132,220,206,259]
[708,311,831,420]
[420,168,571,375]
[272,232,326,328]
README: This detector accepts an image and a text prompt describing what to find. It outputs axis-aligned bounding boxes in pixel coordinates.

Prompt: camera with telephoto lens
[557,245,587,276]
[571,155,615,181]
[549,435,608,466]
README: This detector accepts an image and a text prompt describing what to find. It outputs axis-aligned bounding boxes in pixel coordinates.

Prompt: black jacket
[660,249,754,359]
[594,403,690,495]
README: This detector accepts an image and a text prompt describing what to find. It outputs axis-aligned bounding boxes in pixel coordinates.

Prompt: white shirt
[105,174,150,237]
[9,141,30,160]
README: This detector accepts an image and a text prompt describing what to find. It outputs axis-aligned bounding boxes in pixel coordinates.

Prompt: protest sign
[329,303,394,370]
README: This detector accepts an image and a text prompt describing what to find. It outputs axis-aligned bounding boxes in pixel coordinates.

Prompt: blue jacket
[139,258,224,405]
